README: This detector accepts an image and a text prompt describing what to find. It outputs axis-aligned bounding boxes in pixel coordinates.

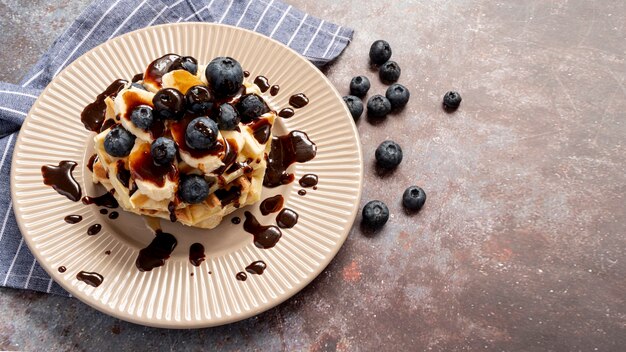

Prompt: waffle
[90,57,275,228]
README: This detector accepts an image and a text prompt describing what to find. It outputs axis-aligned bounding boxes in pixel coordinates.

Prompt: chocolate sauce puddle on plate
[189,243,205,267]
[76,271,104,287]
[299,174,318,188]
[253,76,270,93]
[81,79,127,132]
[289,93,309,108]
[245,261,267,275]
[243,211,282,249]
[270,85,280,96]
[82,191,119,208]
[298,189,307,196]
[136,230,177,271]
[259,195,284,215]
[58,266,66,273]
[87,224,102,236]
[41,161,82,201]
[276,208,298,229]
[264,131,317,188]
[236,272,248,281]
[278,108,294,118]
[64,215,82,224]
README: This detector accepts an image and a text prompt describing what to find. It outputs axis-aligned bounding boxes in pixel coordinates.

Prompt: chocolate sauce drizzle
[299,174,318,188]
[87,154,98,172]
[143,54,190,89]
[270,85,280,96]
[64,215,82,224]
[129,142,178,187]
[136,230,177,272]
[276,208,298,229]
[116,160,130,188]
[76,271,104,287]
[264,131,317,188]
[214,186,242,207]
[189,243,205,267]
[82,191,119,208]
[259,195,284,215]
[87,224,102,236]
[278,108,294,118]
[249,118,272,144]
[253,76,270,93]
[168,201,177,222]
[131,73,144,82]
[81,79,127,132]
[289,93,309,108]
[243,211,282,249]
[100,209,108,214]
[41,161,82,202]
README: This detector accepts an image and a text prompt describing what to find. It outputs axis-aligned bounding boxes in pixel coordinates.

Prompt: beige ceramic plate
[11,23,362,328]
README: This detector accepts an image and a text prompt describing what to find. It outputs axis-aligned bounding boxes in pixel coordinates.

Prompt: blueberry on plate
[179,56,198,75]
[379,61,401,83]
[362,200,389,228]
[185,116,219,150]
[178,174,209,204]
[443,91,462,110]
[104,125,135,157]
[369,40,392,65]
[402,186,426,211]
[185,85,213,114]
[130,105,154,130]
[150,137,177,165]
[385,83,410,109]
[217,103,241,130]
[131,82,147,91]
[343,95,363,121]
[375,140,403,169]
[367,95,391,118]
[205,57,244,99]
[237,94,269,123]
[350,76,370,97]
[153,88,185,120]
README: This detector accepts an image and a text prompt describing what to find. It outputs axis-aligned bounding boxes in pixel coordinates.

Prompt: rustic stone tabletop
[1,0,625,351]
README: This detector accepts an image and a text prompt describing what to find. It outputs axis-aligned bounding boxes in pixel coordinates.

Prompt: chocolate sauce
[270,85,280,96]
[119,91,167,139]
[249,118,272,144]
[88,224,102,236]
[136,230,177,272]
[64,215,82,224]
[100,119,117,132]
[214,186,242,207]
[299,174,318,188]
[129,183,139,197]
[100,209,108,214]
[289,93,309,108]
[82,191,119,208]
[168,201,177,222]
[298,189,307,196]
[189,243,205,266]
[259,195,284,215]
[245,261,267,275]
[132,73,144,82]
[41,161,82,202]
[87,154,98,172]
[105,250,111,255]
[264,131,317,188]
[171,113,225,159]
[108,211,119,219]
[276,208,298,228]
[211,139,238,175]
[231,217,241,224]
[58,266,66,273]
[243,211,282,249]
[254,76,271,93]
[81,79,127,132]
[76,271,104,287]
[143,54,181,89]
[243,71,250,78]
[129,142,178,187]
[278,108,294,118]
[236,272,248,281]
[116,160,130,188]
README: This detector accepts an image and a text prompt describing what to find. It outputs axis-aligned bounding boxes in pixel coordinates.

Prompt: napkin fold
[0,0,352,295]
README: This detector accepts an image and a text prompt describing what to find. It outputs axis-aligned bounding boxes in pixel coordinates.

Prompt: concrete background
[1,0,625,351]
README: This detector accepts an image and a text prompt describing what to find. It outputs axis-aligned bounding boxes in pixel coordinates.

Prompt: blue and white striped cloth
[0,0,353,295]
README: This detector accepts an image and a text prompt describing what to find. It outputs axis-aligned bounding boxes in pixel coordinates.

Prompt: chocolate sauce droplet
[289,93,309,108]
[168,201,177,222]
[189,243,205,267]
[278,108,294,118]
[299,174,318,188]
[100,209,108,214]
[41,161,82,202]
[270,85,280,96]
[249,118,272,144]
[64,215,82,224]
[82,191,119,208]
[76,271,104,287]
[276,208,298,229]
[81,79,127,132]
[116,160,130,188]
[136,230,177,272]
[231,217,241,224]
[245,261,267,275]
[298,189,307,196]
[243,211,282,249]
[243,71,250,78]
[105,250,111,255]
[253,76,270,93]
[259,195,284,216]
[108,211,119,219]
[87,154,98,172]
[131,73,144,82]
[58,266,66,273]
[88,224,102,236]
[236,272,248,281]
[264,131,317,188]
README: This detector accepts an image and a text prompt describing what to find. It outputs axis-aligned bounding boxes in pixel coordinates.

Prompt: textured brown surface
[1,0,625,351]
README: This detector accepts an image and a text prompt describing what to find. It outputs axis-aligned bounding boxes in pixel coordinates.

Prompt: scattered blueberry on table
[443,91,462,110]
[379,61,401,84]
[367,94,391,118]
[375,140,403,169]
[402,186,426,211]
[343,95,363,121]
[369,40,392,65]
[385,83,410,110]
[349,75,371,97]
[362,200,390,228]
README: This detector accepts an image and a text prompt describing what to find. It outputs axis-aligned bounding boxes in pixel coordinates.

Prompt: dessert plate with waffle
[11,23,362,328]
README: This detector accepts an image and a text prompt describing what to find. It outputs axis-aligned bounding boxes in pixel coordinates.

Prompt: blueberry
[349,76,370,97]
[343,95,363,121]
[375,140,403,169]
[185,116,219,150]
[367,95,391,118]
[217,103,241,130]
[385,83,410,109]
[402,186,426,211]
[369,40,392,65]
[237,94,269,123]
[185,85,213,114]
[130,105,154,130]
[150,137,177,165]
[179,56,198,75]
[178,175,209,204]
[362,200,389,228]
[205,57,244,99]
[131,82,147,91]
[104,125,135,157]
[153,88,185,120]
[379,61,401,83]
[443,91,462,110]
